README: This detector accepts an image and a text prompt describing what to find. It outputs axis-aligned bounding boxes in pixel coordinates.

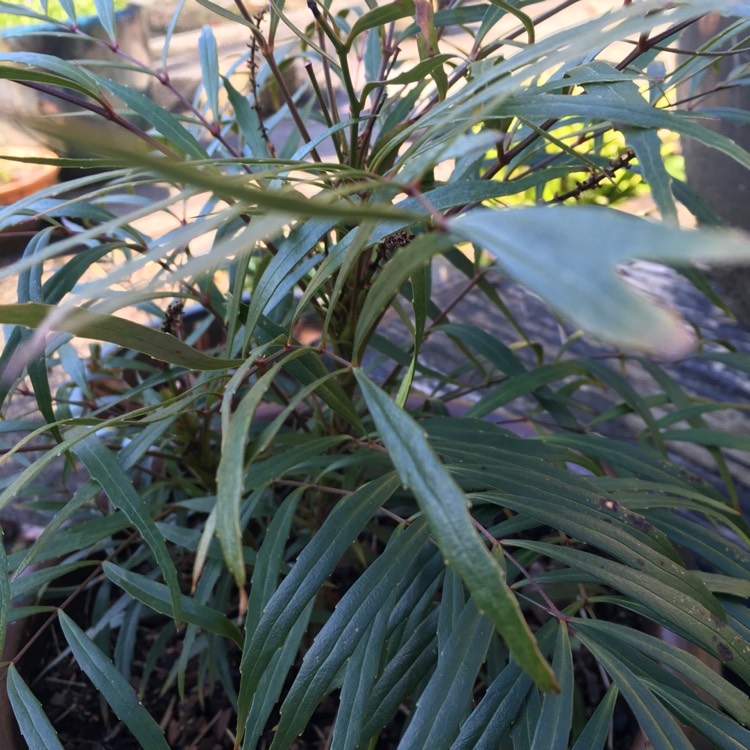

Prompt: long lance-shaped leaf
[494,93,750,171]
[0,303,243,370]
[46,128,420,224]
[0,52,101,95]
[346,0,415,50]
[242,491,310,750]
[577,61,677,222]
[331,599,392,750]
[530,621,574,750]
[399,597,494,749]
[58,612,170,750]
[355,370,556,691]
[102,562,243,647]
[269,520,430,750]
[71,431,182,624]
[571,684,619,750]
[573,618,750,725]
[510,539,750,684]
[6,665,65,750]
[576,629,692,750]
[649,682,750,749]
[360,610,440,742]
[235,473,400,744]
[0,526,9,660]
[217,360,284,588]
[452,620,558,750]
[93,0,117,42]
[451,206,750,355]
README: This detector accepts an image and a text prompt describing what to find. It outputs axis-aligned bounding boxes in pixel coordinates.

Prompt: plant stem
[263,48,323,162]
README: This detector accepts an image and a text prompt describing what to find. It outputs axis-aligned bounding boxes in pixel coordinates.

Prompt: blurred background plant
[0,0,128,28]
[1,1,750,748]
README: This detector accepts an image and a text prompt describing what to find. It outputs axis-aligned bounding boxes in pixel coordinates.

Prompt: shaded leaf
[102,562,243,646]
[6,665,65,750]
[356,370,556,691]
[71,431,182,624]
[58,612,170,750]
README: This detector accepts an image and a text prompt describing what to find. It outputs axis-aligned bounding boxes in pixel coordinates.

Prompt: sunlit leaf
[451,206,750,354]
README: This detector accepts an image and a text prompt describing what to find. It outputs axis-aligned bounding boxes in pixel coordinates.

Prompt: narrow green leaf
[361,54,454,104]
[242,602,314,750]
[452,621,559,750]
[360,611,440,743]
[242,491,308,749]
[451,206,750,354]
[0,1,53,24]
[577,630,693,750]
[577,61,676,222]
[245,491,300,632]
[199,25,220,122]
[471,484,721,619]
[571,684,619,750]
[0,64,97,100]
[396,264,428,407]
[102,562,243,647]
[354,232,454,360]
[235,474,400,744]
[531,621,574,750]
[331,592,394,750]
[661,427,750,452]
[10,561,96,601]
[71,431,182,624]
[58,0,76,21]
[699,573,750,598]
[195,0,261,30]
[93,0,117,42]
[0,303,243,370]
[436,324,577,427]
[400,597,494,749]
[217,361,284,588]
[649,682,750,750]
[511,540,750,683]
[346,0,415,50]
[498,92,750,171]
[355,370,556,691]
[269,520,430,750]
[0,526,9,659]
[466,360,593,419]
[0,52,101,95]
[243,219,335,343]
[94,76,208,159]
[254,317,364,431]
[573,618,750,725]
[6,665,65,750]
[488,0,535,44]
[58,611,170,750]
[9,514,131,569]
[224,77,270,158]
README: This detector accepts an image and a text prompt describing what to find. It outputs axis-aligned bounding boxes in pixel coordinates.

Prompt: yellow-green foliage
[0,0,127,28]
[489,123,684,207]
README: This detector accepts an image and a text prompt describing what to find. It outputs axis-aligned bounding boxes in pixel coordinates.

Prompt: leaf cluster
[1,1,750,748]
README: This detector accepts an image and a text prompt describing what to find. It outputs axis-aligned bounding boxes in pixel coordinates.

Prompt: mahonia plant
[0,1,749,748]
